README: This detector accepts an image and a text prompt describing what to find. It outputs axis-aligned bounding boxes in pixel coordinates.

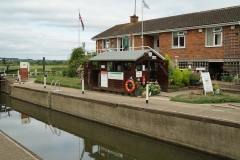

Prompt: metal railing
[50,80,61,92]
[95,46,165,59]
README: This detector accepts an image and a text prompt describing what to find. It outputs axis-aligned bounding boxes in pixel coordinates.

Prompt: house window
[102,39,109,49]
[206,27,222,46]
[124,62,131,71]
[107,62,113,71]
[172,32,185,48]
[136,62,142,71]
[114,62,122,71]
[143,60,149,71]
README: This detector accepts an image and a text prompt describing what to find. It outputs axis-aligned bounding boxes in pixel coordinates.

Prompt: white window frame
[172,31,186,48]
[206,27,222,47]
[102,39,109,49]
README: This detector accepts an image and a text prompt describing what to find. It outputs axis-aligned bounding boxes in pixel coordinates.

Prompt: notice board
[201,72,213,95]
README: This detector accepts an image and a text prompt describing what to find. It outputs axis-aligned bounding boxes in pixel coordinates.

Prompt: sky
[0,0,239,60]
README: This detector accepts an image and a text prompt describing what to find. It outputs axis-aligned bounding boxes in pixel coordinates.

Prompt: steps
[212,80,240,94]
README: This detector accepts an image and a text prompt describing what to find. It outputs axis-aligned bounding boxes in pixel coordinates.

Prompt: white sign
[201,72,213,95]
[20,62,28,69]
[136,71,142,77]
[101,71,108,87]
[196,67,205,71]
[152,56,156,59]
[108,72,124,80]
[101,65,105,68]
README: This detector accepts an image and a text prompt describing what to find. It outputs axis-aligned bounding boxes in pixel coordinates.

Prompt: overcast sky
[0,0,239,60]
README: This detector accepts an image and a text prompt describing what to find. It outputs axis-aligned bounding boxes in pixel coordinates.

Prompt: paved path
[0,131,42,160]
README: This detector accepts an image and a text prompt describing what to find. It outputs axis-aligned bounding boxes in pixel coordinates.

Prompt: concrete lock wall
[51,93,240,159]
[10,86,50,108]
[8,86,240,159]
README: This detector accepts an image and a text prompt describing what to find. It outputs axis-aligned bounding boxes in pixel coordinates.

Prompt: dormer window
[172,31,185,48]
[206,27,222,47]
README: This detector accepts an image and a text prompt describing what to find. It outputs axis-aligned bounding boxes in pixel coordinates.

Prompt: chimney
[130,14,138,23]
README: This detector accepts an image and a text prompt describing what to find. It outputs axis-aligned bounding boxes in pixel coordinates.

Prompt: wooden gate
[84,62,92,89]
[157,60,168,92]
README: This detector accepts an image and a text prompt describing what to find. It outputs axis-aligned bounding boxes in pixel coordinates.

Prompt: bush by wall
[172,67,182,86]
[182,68,190,86]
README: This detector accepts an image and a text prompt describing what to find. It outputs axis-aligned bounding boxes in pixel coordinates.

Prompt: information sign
[201,72,213,95]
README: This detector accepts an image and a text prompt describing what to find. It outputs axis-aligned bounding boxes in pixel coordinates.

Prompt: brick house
[92,6,240,80]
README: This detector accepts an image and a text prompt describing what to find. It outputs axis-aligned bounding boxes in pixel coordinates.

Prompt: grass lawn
[170,91,240,104]
[35,74,83,89]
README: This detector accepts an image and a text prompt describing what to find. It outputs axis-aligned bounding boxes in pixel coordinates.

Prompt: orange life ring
[125,80,135,92]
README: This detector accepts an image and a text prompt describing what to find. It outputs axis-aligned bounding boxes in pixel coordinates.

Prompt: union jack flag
[79,13,84,31]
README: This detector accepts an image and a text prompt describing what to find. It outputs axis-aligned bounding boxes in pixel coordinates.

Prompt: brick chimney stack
[130,14,138,23]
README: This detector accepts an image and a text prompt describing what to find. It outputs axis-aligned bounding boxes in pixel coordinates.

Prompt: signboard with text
[201,72,213,95]
[108,72,124,80]
[101,71,108,87]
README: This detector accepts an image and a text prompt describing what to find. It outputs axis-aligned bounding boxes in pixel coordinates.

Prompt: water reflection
[0,93,227,160]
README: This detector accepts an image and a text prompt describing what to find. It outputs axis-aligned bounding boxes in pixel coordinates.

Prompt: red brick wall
[134,35,154,50]
[159,28,225,60]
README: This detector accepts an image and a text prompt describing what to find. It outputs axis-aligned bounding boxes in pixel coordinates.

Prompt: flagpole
[142,0,143,50]
[78,9,80,47]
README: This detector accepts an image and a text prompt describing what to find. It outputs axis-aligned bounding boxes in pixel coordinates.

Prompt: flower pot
[190,80,199,86]
[215,89,221,94]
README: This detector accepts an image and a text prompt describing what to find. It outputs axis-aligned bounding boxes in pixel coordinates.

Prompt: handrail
[50,80,61,92]
[46,124,61,136]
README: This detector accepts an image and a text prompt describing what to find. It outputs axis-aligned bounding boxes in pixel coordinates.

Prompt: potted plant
[234,74,240,85]
[141,90,146,98]
[134,81,143,97]
[213,83,221,94]
[190,72,200,86]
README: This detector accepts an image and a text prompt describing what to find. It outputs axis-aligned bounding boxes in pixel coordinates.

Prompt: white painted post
[19,75,21,84]
[82,79,84,94]
[17,70,19,80]
[146,84,148,104]
[44,75,46,88]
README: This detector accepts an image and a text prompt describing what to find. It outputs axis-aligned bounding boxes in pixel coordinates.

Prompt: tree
[67,47,91,77]
[172,67,182,86]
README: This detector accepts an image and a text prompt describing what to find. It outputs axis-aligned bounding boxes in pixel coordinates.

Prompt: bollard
[146,84,148,104]
[19,75,21,84]
[44,74,46,88]
[17,70,19,80]
[82,79,84,94]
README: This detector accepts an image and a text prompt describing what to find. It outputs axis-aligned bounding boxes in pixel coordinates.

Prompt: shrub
[148,81,161,95]
[190,72,200,80]
[164,54,173,84]
[62,70,67,77]
[172,67,182,86]
[182,68,190,86]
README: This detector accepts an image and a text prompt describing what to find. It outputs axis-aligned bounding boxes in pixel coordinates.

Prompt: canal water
[0,93,228,160]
